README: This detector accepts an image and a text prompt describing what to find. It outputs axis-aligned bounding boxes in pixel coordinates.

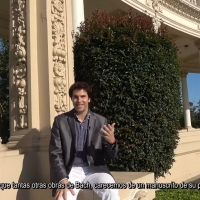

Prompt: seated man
[49,82,120,200]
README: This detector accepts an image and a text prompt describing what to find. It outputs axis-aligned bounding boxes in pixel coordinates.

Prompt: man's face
[72,89,90,113]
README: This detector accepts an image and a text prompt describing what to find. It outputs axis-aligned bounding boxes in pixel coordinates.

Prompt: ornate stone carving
[132,189,148,200]
[151,0,162,33]
[152,14,161,33]
[146,0,151,6]
[152,0,162,13]
[51,0,68,114]
[12,0,28,129]
[160,0,200,23]
[191,0,197,5]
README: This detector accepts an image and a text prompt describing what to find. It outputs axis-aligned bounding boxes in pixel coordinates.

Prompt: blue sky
[187,73,200,105]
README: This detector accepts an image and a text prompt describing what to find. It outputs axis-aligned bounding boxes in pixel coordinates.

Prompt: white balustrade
[186,0,197,6]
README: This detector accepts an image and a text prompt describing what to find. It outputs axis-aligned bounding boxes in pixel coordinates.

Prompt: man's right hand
[55,179,75,200]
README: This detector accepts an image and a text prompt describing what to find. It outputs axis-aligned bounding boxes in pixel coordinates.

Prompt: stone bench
[1,171,155,200]
[27,172,155,200]
[77,172,155,200]
[0,152,155,200]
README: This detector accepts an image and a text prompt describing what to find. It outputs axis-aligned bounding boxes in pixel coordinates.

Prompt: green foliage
[73,10,181,179]
[179,111,185,128]
[190,101,200,128]
[0,39,9,143]
[154,189,200,200]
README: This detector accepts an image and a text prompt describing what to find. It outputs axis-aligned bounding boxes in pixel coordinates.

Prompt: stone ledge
[0,152,155,200]
[0,149,20,157]
[28,172,155,200]
[179,128,200,133]
[76,172,155,200]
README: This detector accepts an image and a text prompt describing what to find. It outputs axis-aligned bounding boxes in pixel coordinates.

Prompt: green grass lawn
[154,189,200,200]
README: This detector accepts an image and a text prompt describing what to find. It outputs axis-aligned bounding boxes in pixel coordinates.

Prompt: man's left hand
[101,123,116,144]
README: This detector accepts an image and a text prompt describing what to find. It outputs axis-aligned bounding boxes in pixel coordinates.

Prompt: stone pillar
[71,0,85,32]
[181,71,192,129]
[8,0,74,152]
[8,0,40,152]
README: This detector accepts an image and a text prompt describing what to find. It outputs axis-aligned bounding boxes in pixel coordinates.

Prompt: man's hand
[55,179,75,200]
[101,123,116,144]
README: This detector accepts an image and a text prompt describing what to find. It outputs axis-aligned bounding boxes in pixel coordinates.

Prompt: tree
[0,39,9,144]
[73,10,182,179]
[195,100,200,115]
[189,100,200,128]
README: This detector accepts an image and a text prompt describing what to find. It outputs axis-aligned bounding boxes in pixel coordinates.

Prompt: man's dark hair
[69,82,92,99]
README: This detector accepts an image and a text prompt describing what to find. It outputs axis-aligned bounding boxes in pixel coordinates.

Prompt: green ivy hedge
[73,10,181,179]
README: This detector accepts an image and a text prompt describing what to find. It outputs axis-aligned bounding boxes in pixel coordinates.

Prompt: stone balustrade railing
[160,0,200,23]
[186,0,197,6]
[161,0,200,11]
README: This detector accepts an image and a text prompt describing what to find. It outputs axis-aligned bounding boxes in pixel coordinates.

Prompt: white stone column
[38,0,74,151]
[71,0,85,32]
[8,0,40,152]
[181,71,192,129]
